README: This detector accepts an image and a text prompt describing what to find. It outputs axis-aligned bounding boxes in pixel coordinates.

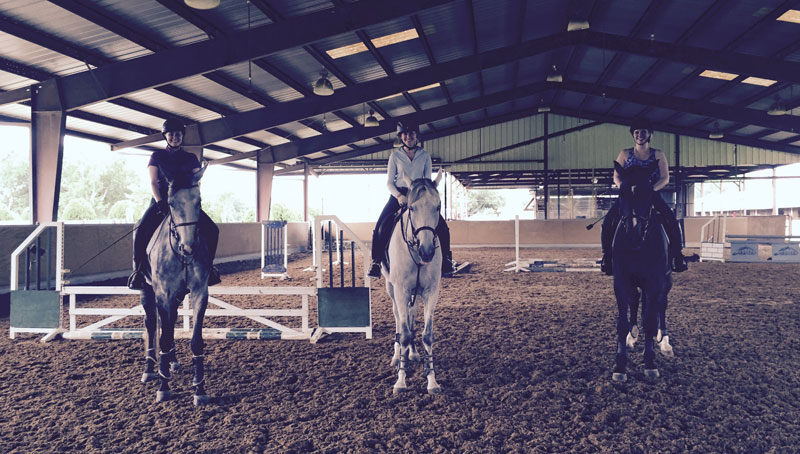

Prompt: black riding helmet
[161,118,186,137]
[629,118,653,142]
[395,122,421,147]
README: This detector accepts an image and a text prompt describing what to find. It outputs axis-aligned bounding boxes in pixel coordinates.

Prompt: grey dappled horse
[383,171,443,395]
[140,164,211,406]
[611,161,672,382]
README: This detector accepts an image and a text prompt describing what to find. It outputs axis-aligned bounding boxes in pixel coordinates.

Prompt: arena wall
[0,215,789,316]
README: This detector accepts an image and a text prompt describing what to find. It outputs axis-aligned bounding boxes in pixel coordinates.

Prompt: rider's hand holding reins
[156,199,169,217]
[396,194,407,207]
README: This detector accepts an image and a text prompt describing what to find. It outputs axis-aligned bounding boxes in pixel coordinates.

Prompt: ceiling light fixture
[546,65,563,83]
[364,109,379,127]
[185,0,220,9]
[567,19,590,32]
[313,70,334,96]
[709,122,724,139]
[768,95,788,116]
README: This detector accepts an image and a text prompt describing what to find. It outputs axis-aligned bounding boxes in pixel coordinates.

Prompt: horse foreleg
[641,285,661,379]
[155,302,176,402]
[421,288,441,395]
[612,281,632,382]
[392,288,413,394]
[656,291,674,358]
[626,288,641,350]
[190,290,210,406]
[140,285,158,384]
[386,281,401,367]
[165,300,182,374]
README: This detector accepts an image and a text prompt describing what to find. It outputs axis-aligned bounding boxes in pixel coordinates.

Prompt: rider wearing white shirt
[368,122,454,278]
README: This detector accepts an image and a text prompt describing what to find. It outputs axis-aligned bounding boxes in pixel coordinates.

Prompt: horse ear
[433,168,443,186]
[193,161,208,182]
[398,170,412,188]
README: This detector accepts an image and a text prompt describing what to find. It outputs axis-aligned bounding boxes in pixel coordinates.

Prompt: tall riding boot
[600,204,619,276]
[127,221,147,290]
[658,211,688,272]
[368,228,383,278]
[201,211,222,285]
[438,216,454,276]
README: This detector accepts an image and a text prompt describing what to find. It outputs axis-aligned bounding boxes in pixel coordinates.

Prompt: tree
[0,150,30,221]
[203,191,254,223]
[467,190,505,217]
[270,203,302,221]
[61,198,97,220]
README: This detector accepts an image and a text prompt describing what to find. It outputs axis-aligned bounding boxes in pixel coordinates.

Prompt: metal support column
[256,148,275,222]
[30,80,66,223]
[542,113,549,220]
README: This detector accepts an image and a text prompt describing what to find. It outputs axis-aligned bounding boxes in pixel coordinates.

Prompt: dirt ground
[1,247,798,453]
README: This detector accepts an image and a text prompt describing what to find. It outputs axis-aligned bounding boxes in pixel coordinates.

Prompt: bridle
[167,184,201,264]
[398,191,440,307]
[620,185,655,247]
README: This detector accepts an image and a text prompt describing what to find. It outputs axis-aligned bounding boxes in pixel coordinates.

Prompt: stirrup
[600,254,613,276]
[671,254,688,273]
[208,266,221,286]
[368,262,382,278]
[127,270,145,290]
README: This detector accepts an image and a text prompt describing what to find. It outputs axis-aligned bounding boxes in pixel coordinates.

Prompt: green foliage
[203,191,255,223]
[270,203,302,222]
[61,198,97,220]
[0,150,30,221]
[467,190,505,217]
[108,200,137,222]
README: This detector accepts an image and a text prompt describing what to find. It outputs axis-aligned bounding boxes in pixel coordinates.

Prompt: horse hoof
[612,372,627,383]
[170,362,182,374]
[626,333,636,350]
[427,386,443,395]
[644,369,660,380]
[141,372,158,384]
[194,394,210,406]
[156,390,174,402]
[393,386,408,395]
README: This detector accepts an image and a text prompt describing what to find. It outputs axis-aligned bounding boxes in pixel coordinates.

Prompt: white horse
[383,171,444,395]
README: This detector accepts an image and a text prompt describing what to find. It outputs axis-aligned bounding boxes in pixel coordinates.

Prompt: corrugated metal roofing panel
[472,0,518,53]
[0,30,85,78]
[592,0,652,36]
[446,73,482,102]
[170,75,262,113]
[64,116,141,142]
[417,1,472,63]
[212,138,256,153]
[519,0,564,41]
[268,0,333,19]
[79,101,162,131]
[125,89,220,123]
[687,0,784,51]
[0,71,34,91]
[266,47,346,92]
[219,62,305,103]
[97,0,206,48]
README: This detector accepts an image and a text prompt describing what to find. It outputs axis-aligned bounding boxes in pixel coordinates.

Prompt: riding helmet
[395,121,421,147]
[161,118,186,136]
[629,118,653,135]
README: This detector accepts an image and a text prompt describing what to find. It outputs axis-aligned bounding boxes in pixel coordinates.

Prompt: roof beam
[550,106,800,155]
[561,80,797,132]
[4,0,456,111]
[110,32,578,149]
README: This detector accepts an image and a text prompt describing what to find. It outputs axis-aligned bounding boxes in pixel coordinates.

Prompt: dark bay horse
[384,171,443,395]
[611,161,672,382]
[140,164,211,405]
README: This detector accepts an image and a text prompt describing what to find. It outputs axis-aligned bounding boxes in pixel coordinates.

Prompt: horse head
[167,162,207,257]
[614,160,657,249]
[398,170,442,264]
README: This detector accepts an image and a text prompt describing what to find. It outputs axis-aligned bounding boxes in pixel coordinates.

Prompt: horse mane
[168,174,200,195]
[408,178,437,201]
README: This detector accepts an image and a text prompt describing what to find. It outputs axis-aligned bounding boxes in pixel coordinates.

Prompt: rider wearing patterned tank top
[600,118,688,275]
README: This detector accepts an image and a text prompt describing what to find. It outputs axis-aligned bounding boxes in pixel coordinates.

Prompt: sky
[1,124,799,226]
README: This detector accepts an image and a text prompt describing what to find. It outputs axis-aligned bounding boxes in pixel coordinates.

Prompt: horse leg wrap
[396,358,407,373]
[192,355,205,388]
[158,352,172,381]
[423,355,435,377]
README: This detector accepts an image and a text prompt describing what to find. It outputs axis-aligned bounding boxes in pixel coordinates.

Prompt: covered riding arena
[1,0,800,452]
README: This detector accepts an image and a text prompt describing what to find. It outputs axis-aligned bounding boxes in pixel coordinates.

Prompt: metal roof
[1,0,800,187]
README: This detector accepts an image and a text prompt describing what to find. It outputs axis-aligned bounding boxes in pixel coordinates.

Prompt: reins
[398,201,440,308]
[70,224,140,274]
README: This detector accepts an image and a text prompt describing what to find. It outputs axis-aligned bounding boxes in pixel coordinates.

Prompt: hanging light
[567,19,590,32]
[537,98,550,113]
[185,0,220,9]
[313,70,334,96]
[709,121,724,139]
[364,109,379,127]
[546,64,563,83]
[767,95,788,116]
